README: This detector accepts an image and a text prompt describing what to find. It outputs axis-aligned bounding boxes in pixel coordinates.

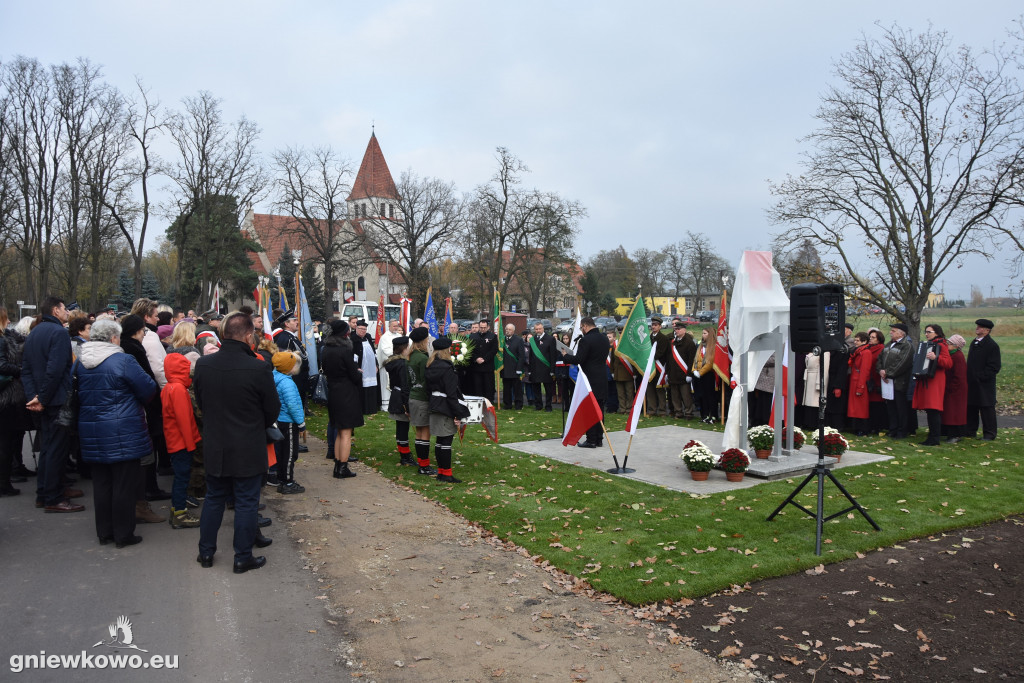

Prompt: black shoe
[577,442,598,449]
[277,482,305,494]
[266,474,280,486]
[436,474,462,483]
[417,465,437,476]
[336,462,356,478]
[258,515,272,528]
[254,533,273,548]
[14,465,36,477]
[920,439,941,446]
[297,444,309,453]
[0,484,20,496]
[233,556,267,574]
[348,454,359,462]
[983,436,996,441]
[399,454,416,466]
[98,536,113,546]
[145,489,171,502]
[197,554,214,568]
[115,535,143,549]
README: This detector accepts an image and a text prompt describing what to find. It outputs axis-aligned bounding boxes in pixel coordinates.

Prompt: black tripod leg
[824,469,881,530]
[766,469,817,520]
[815,468,825,555]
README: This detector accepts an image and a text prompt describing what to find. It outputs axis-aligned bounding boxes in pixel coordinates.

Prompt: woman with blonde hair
[167,321,198,356]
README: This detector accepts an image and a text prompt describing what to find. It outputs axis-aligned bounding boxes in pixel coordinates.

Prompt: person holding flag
[560,317,611,448]
[667,320,697,419]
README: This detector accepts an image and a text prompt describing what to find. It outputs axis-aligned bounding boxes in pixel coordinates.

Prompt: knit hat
[157,324,174,340]
[120,314,146,339]
[328,319,349,336]
[272,351,299,375]
[948,334,966,349]
[202,343,220,355]
[410,327,429,343]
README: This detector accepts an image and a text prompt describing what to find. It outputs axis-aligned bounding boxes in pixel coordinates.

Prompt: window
[357,276,365,290]
[380,202,385,216]
[389,203,394,218]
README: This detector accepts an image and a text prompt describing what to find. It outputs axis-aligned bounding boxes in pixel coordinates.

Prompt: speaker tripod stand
[766,345,880,555]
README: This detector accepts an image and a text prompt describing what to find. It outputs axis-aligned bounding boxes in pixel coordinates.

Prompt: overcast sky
[2,1,1021,301]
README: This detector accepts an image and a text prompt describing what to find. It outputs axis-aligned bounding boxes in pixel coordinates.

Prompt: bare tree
[631,247,667,298]
[166,91,266,309]
[0,57,65,301]
[516,195,584,315]
[770,25,1024,339]
[272,145,360,319]
[359,170,463,313]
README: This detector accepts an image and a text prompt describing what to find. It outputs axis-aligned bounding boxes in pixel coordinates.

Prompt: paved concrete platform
[502,425,892,494]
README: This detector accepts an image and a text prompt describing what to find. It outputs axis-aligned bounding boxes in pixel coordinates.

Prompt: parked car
[697,310,718,323]
[554,320,575,335]
[525,317,553,333]
[593,316,618,333]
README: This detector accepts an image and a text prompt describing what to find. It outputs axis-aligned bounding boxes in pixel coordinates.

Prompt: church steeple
[347,132,400,221]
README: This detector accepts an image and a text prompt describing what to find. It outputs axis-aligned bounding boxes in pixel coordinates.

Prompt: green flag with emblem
[615,295,652,374]
[493,286,504,372]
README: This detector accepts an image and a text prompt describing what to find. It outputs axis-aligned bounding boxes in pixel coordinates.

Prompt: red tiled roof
[347,133,400,202]
[246,214,321,276]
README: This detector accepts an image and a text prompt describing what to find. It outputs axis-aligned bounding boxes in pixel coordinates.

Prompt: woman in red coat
[866,329,887,435]
[912,324,953,446]
[846,332,872,435]
[941,334,968,443]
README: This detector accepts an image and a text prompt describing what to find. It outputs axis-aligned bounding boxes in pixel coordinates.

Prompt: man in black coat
[470,318,498,401]
[527,322,557,411]
[500,323,526,409]
[966,318,1001,441]
[561,318,611,448]
[22,296,82,513]
[194,312,280,573]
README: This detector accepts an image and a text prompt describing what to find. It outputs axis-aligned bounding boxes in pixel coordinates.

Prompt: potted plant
[679,439,716,481]
[810,427,849,459]
[718,448,750,482]
[791,426,806,450]
[747,425,774,459]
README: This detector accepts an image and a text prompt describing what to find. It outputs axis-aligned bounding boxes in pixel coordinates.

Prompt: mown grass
[307,404,1024,605]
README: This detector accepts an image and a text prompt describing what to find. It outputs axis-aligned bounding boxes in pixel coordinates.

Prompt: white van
[340,301,402,331]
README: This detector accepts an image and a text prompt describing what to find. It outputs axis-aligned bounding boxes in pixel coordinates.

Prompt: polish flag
[626,347,657,435]
[262,305,273,340]
[562,370,603,447]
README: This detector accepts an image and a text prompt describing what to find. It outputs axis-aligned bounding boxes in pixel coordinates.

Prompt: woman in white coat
[800,351,830,429]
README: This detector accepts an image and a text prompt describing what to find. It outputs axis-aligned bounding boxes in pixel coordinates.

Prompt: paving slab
[502,425,892,494]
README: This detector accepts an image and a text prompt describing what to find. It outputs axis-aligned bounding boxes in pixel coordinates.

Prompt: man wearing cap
[877,323,915,438]
[273,309,310,409]
[666,320,696,419]
[645,317,671,416]
[966,319,1001,441]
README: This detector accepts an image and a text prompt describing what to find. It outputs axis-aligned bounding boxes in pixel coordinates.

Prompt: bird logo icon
[92,615,149,652]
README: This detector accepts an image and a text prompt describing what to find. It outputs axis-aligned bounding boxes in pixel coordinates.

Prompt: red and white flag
[713,292,730,383]
[374,293,385,344]
[561,370,604,447]
[626,347,657,435]
[262,305,273,340]
[211,282,221,313]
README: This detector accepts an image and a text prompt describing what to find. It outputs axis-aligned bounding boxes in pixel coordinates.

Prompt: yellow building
[613,296,687,317]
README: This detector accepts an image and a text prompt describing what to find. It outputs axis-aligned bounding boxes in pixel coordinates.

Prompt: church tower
[347,132,402,221]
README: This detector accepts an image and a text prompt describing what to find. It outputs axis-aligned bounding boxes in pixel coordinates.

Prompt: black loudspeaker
[790,283,846,353]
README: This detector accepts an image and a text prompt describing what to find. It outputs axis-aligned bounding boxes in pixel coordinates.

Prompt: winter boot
[136,500,166,524]
[398,453,416,467]
[169,508,200,529]
[334,461,356,479]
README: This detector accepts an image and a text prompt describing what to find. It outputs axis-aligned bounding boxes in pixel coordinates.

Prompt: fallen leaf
[719,645,742,657]
[893,624,907,632]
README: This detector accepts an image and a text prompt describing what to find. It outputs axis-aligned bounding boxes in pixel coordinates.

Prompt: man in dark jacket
[470,318,498,401]
[22,296,83,513]
[500,323,526,409]
[645,318,671,416]
[194,312,280,573]
[878,323,914,438]
[966,318,1001,441]
[666,320,696,418]
[527,322,557,411]
[561,318,611,448]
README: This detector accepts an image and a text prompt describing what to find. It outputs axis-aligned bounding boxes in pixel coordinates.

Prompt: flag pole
[600,421,616,456]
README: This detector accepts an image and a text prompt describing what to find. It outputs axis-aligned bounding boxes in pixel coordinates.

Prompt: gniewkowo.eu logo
[9,616,179,672]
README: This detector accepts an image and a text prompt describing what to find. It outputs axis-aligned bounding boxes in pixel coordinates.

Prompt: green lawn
[307,404,1024,605]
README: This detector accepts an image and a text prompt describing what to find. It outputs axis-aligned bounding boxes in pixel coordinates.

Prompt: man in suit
[561,318,611,448]
[527,322,557,411]
[194,312,280,573]
[966,318,1001,441]
[645,317,671,416]
[666,319,697,418]
[470,318,498,401]
[500,323,526,409]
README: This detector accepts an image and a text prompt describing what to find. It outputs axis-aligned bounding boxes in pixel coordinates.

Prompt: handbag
[54,363,80,433]
[312,372,329,404]
[266,423,284,443]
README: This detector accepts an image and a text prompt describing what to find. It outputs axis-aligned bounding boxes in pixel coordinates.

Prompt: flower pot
[689,470,709,481]
[725,471,745,482]
[755,449,771,459]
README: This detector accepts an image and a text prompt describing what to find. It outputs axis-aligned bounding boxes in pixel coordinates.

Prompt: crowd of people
[0,296,1007,570]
